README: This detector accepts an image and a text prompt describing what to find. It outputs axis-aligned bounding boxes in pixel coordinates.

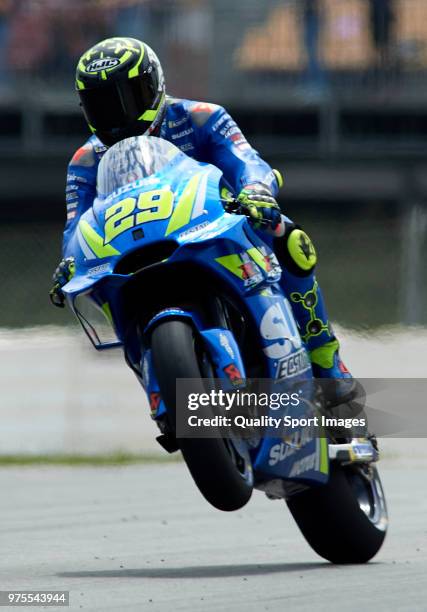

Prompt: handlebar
[221,197,241,214]
[220,197,286,237]
[220,198,274,228]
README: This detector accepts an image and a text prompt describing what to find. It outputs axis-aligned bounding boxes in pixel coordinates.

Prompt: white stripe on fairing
[77,226,96,260]
[191,171,209,220]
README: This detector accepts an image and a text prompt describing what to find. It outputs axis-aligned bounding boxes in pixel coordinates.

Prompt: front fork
[141,309,247,424]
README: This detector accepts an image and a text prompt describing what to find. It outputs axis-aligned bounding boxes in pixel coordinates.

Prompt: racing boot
[309,338,356,407]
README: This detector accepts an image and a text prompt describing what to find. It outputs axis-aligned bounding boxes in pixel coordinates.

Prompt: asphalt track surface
[1,457,426,612]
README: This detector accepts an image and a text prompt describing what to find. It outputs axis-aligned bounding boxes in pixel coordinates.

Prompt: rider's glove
[237,184,281,230]
[49,257,75,308]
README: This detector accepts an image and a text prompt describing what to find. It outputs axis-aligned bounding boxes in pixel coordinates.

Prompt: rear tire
[287,462,387,563]
[151,319,253,511]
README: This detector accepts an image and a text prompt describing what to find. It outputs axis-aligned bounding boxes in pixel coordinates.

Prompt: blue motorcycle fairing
[250,390,329,485]
[63,211,289,352]
[64,156,224,270]
[63,135,329,487]
[199,329,246,388]
[63,156,281,303]
[254,434,329,485]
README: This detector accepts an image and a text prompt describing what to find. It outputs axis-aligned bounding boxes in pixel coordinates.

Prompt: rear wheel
[287,462,387,563]
[152,319,253,511]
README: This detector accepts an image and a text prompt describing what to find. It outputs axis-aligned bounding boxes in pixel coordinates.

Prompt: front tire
[152,319,253,512]
[287,462,387,563]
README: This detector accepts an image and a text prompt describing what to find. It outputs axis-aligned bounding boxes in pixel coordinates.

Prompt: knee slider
[280,224,318,276]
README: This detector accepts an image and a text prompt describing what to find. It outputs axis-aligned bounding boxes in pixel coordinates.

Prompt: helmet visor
[79,73,158,131]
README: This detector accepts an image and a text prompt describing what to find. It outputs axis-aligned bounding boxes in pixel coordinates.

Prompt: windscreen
[97,136,182,197]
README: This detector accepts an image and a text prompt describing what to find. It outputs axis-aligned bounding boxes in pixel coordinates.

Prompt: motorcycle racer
[50,37,351,383]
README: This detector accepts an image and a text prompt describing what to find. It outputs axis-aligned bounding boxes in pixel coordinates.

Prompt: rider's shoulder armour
[69,135,107,169]
[188,101,221,128]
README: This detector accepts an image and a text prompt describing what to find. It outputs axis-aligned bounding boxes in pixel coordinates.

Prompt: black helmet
[76,37,166,146]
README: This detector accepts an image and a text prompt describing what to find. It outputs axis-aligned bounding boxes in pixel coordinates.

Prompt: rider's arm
[190,103,280,196]
[62,143,99,256]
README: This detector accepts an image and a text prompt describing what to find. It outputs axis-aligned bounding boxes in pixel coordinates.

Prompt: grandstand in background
[0,0,427,209]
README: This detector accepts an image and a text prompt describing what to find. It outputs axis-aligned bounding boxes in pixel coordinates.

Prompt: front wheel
[151,319,253,512]
[287,462,387,563]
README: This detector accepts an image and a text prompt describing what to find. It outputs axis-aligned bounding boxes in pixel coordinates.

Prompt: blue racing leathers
[63,96,334,354]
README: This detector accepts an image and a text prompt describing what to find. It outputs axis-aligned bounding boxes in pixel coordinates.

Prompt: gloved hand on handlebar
[237,184,282,230]
[49,257,75,308]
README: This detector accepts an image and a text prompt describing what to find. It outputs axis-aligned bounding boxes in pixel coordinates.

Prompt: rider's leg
[271,218,352,380]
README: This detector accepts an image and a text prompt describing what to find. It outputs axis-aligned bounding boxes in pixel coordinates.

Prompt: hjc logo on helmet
[86,58,120,73]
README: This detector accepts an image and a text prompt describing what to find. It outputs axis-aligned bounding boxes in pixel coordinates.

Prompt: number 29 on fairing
[104,189,174,243]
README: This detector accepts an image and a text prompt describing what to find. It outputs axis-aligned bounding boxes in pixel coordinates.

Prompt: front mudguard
[143,308,247,421]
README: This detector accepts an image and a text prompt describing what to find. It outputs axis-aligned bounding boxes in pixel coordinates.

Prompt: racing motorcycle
[63,135,388,564]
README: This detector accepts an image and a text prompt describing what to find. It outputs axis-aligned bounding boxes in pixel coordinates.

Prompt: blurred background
[0,0,426,455]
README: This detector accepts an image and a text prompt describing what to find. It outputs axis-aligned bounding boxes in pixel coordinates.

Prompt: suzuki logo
[260,299,302,359]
